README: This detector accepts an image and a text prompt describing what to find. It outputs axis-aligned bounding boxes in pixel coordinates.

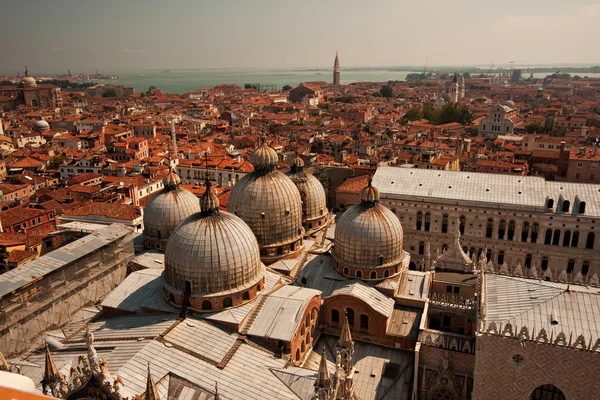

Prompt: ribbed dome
[250,140,279,171]
[143,184,200,250]
[503,99,516,109]
[289,170,327,232]
[22,69,36,87]
[164,208,264,296]
[227,170,303,258]
[333,182,404,269]
[34,120,50,131]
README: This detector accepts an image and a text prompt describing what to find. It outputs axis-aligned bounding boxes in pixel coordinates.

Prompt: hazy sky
[1,0,599,74]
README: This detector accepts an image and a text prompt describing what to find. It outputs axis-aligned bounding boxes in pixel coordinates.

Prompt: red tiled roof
[337,174,369,192]
[64,201,142,221]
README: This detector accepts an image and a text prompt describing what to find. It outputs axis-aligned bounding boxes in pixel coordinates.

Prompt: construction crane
[542,70,560,88]
[423,58,428,74]
[509,61,515,77]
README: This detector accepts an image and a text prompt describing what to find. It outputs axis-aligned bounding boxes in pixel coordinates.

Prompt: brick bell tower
[333,52,340,85]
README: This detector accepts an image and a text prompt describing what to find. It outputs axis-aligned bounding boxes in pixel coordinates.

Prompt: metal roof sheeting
[374,166,600,217]
[484,274,600,338]
[247,286,321,342]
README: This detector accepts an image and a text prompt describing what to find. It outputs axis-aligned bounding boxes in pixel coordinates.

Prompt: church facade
[0,69,62,110]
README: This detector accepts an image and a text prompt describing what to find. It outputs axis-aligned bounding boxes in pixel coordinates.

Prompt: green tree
[282,85,292,91]
[422,106,438,123]
[439,73,450,80]
[525,123,546,133]
[402,108,423,124]
[379,85,394,98]
[146,86,157,95]
[438,103,473,125]
[49,155,65,169]
[463,72,472,79]
[102,89,117,97]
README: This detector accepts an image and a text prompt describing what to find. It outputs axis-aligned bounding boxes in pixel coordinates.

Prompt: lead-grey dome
[164,184,264,298]
[504,99,516,109]
[34,120,50,131]
[228,141,304,263]
[289,160,327,234]
[332,178,404,278]
[143,170,200,251]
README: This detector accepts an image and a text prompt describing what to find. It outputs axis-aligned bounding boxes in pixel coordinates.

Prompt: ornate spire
[435,218,473,272]
[144,363,160,400]
[359,174,380,204]
[24,66,29,77]
[315,347,331,389]
[43,344,62,384]
[42,344,68,397]
[339,314,353,349]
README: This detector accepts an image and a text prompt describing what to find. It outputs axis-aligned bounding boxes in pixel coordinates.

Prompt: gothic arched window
[586,232,595,249]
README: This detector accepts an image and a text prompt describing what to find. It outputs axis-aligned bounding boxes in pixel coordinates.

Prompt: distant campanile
[333,52,340,85]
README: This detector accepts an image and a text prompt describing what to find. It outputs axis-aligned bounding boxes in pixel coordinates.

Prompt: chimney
[581,126,589,137]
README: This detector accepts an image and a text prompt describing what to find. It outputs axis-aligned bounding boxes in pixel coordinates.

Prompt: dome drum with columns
[228,138,304,263]
[332,177,408,281]
[143,169,200,251]
[289,156,328,235]
[164,180,265,312]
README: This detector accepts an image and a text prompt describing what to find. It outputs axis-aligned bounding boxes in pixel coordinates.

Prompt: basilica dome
[503,99,516,109]
[227,139,304,263]
[332,177,405,281]
[34,120,50,131]
[22,69,37,88]
[143,169,200,251]
[289,157,328,235]
[164,181,265,311]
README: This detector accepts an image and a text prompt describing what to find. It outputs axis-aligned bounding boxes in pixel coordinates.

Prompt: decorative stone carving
[513,263,523,277]
[558,269,568,283]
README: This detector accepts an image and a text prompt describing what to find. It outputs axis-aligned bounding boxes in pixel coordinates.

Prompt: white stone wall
[478,105,515,139]
[379,197,599,279]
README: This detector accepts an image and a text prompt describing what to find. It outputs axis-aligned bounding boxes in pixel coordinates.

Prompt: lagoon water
[93,68,414,94]
[91,68,600,94]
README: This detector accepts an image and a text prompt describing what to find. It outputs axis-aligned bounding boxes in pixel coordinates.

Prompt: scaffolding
[0,225,135,357]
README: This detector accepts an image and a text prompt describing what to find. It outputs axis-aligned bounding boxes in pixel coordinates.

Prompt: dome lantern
[291,156,305,174]
[360,175,380,204]
[250,136,279,174]
[200,179,219,216]
[162,168,181,191]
